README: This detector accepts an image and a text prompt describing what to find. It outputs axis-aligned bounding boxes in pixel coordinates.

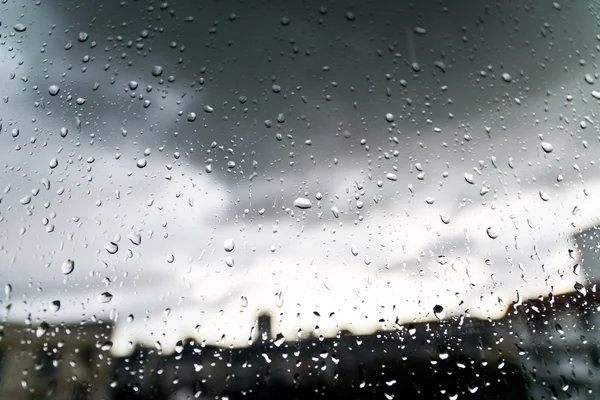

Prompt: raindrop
[13,23,26,32]
[414,26,427,35]
[51,300,60,312]
[501,73,512,82]
[136,158,147,168]
[152,65,163,76]
[48,85,60,96]
[573,264,580,274]
[128,231,141,245]
[351,245,359,256]
[175,340,184,354]
[225,256,235,267]
[98,292,113,303]
[386,173,398,181]
[36,322,49,338]
[592,91,600,100]
[541,142,553,153]
[440,213,451,224]
[331,206,340,218]
[585,73,594,84]
[574,282,586,296]
[203,105,214,113]
[61,259,75,275]
[464,173,474,184]
[78,31,89,42]
[486,227,499,239]
[19,196,31,205]
[105,242,119,254]
[385,113,394,122]
[166,254,175,263]
[240,296,248,307]
[187,112,196,122]
[101,341,113,351]
[60,127,68,137]
[345,10,356,21]
[293,197,312,209]
[224,238,235,252]
[11,128,19,138]
[280,16,290,26]
[49,158,58,169]
[433,305,445,320]
[539,191,549,201]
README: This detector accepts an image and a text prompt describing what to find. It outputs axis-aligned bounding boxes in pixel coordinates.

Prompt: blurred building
[0,322,114,400]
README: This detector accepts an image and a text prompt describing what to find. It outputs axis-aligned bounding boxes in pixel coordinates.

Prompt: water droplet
[128,231,141,245]
[539,191,549,201]
[425,197,435,204]
[51,300,61,312]
[592,91,600,100]
[486,227,499,239]
[13,23,26,32]
[501,73,512,82]
[225,256,235,267]
[78,31,89,42]
[136,158,147,168]
[101,341,113,351]
[36,322,49,338]
[48,85,60,96]
[574,282,586,296]
[224,238,235,252]
[293,197,312,209]
[187,112,196,122]
[386,173,398,181]
[203,105,214,113]
[345,10,356,21]
[585,73,595,84]
[351,245,359,256]
[240,296,248,307]
[49,158,58,169]
[152,65,163,76]
[464,173,474,184]
[331,206,340,218]
[60,127,68,138]
[385,113,394,122]
[19,196,31,205]
[541,142,553,153]
[433,305,445,320]
[440,213,451,224]
[166,254,175,263]
[414,26,427,35]
[573,264,580,274]
[175,340,184,354]
[98,292,113,303]
[280,16,290,26]
[127,314,134,323]
[61,259,75,275]
[105,242,119,254]
[11,128,19,138]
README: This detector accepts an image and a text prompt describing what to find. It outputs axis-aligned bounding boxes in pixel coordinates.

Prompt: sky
[1,0,600,355]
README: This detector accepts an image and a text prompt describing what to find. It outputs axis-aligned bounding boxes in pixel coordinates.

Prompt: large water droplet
[187,112,196,122]
[486,227,499,239]
[36,322,49,338]
[433,305,445,320]
[20,196,31,205]
[541,142,554,153]
[13,23,26,32]
[293,197,312,209]
[61,259,75,275]
[464,173,474,184]
[49,158,58,169]
[440,213,451,224]
[225,256,235,267]
[128,231,141,245]
[105,242,119,254]
[98,292,113,303]
[48,85,60,96]
[136,158,147,168]
[152,65,163,76]
[574,282,587,296]
[224,239,235,252]
[51,300,61,312]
